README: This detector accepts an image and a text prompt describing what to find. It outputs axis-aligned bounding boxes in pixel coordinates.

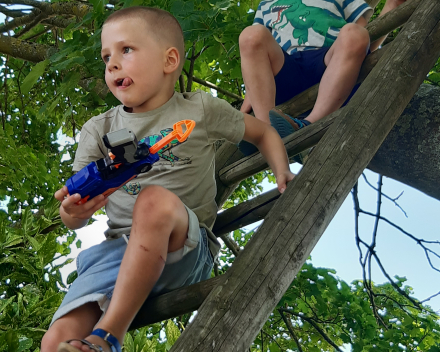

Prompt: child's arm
[54,185,108,230]
[242,113,295,194]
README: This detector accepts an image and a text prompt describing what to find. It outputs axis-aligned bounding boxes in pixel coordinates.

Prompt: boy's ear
[164,47,180,74]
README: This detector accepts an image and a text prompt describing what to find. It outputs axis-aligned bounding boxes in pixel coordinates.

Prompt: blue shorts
[50,207,213,326]
[274,47,363,109]
[275,48,331,106]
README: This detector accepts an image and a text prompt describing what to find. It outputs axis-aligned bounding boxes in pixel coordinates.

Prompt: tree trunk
[369,83,440,200]
[170,1,440,351]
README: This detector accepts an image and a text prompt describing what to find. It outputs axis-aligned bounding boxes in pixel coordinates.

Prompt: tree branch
[191,76,243,101]
[278,309,303,352]
[279,308,343,351]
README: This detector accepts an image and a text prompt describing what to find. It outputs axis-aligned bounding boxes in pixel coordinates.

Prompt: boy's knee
[239,25,270,54]
[338,23,370,57]
[134,185,181,220]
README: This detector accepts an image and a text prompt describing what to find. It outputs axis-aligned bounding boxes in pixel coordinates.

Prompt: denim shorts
[50,206,213,326]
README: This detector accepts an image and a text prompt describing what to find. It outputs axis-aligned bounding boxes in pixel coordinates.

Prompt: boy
[42,6,294,352]
[238,0,407,152]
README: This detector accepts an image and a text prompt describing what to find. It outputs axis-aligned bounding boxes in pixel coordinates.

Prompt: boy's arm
[358,0,407,52]
[55,185,108,230]
[242,113,295,193]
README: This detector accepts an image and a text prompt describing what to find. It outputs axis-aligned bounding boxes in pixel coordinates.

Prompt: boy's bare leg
[41,302,103,352]
[305,23,370,124]
[239,24,285,124]
[63,185,189,352]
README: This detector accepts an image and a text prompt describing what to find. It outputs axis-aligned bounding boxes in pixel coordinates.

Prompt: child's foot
[238,109,311,162]
[58,329,121,352]
[270,109,311,131]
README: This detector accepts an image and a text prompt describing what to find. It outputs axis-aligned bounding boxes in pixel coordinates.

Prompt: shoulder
[83,106,121,133]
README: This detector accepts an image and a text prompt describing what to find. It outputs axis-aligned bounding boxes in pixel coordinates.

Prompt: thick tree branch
[14,12,48,38]
[0,8,42,33]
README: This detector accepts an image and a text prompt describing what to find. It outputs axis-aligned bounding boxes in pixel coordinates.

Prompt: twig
[191,76,243,101]
[186,42,196,92]
[279,308,343,351]
[220,233,240,256]
[372,252,422,309]
[421,290,440,304]
[278,309,303,352]
[362,173,407,217]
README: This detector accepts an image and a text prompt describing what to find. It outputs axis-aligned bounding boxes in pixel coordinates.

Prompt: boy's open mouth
[115,77,133,87]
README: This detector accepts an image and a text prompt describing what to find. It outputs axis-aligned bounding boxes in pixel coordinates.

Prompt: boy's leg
[239,24,285,124]
[41,302,102,352]
[305,23,370,124]
[63,185,189,352]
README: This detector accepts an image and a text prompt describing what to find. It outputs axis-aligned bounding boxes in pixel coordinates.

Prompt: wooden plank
[169,1,440,350]
[213,188,280,237]
[367,0,422,42]
[130,276,223,330]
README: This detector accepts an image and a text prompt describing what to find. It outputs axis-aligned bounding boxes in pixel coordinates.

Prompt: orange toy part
[149,120,195,155]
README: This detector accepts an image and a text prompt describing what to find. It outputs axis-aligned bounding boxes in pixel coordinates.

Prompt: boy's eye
[123,47,133,54]
[103,55,110,63]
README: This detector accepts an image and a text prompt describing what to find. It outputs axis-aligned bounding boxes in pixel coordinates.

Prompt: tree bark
[369,83,440,200]
[169,1,440,351]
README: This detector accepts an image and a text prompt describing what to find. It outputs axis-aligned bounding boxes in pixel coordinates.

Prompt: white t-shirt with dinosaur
[253,0,373,53]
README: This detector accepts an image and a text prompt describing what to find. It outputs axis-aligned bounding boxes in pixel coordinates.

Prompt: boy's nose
[107,58,120,71]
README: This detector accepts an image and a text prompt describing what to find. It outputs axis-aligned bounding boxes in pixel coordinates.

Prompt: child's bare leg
[65,185,189,351]
[239,24,285,124]
[41,302,102,352]
[305,23,370,124]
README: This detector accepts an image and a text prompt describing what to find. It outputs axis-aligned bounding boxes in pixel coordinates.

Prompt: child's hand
[276,170,295,194]
[55,185,108,220]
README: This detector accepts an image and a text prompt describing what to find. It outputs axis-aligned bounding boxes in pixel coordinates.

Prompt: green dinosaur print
[140,128,191,166]
[270,0,347,47]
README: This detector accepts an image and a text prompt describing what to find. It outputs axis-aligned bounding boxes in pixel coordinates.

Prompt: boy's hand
[276,170,295,194]
[55,186,108,229]
[243,113,295,194]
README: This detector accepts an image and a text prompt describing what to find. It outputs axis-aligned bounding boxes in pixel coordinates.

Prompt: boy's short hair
[104,7,185,73]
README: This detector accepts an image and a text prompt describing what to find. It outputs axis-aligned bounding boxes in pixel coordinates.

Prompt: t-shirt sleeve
[253,2,265,26]
[200,92,245,145]
[340,0,373,23]
[72,123,107,172]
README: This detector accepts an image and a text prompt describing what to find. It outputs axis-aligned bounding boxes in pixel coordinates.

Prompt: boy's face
[101,18,168,113]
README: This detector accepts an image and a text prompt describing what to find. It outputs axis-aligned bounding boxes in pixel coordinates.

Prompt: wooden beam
[367,0,422,43]
[170,1,440,350]
[213,188,280,237]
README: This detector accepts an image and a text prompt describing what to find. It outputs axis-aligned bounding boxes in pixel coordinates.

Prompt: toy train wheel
[137,164,152,174]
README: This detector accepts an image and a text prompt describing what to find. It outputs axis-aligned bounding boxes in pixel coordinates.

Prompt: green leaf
[165,320,180,350]
[123,332,134,352]
[5,331,19,352]
[18,337,33,352]
[21,60,49,95]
